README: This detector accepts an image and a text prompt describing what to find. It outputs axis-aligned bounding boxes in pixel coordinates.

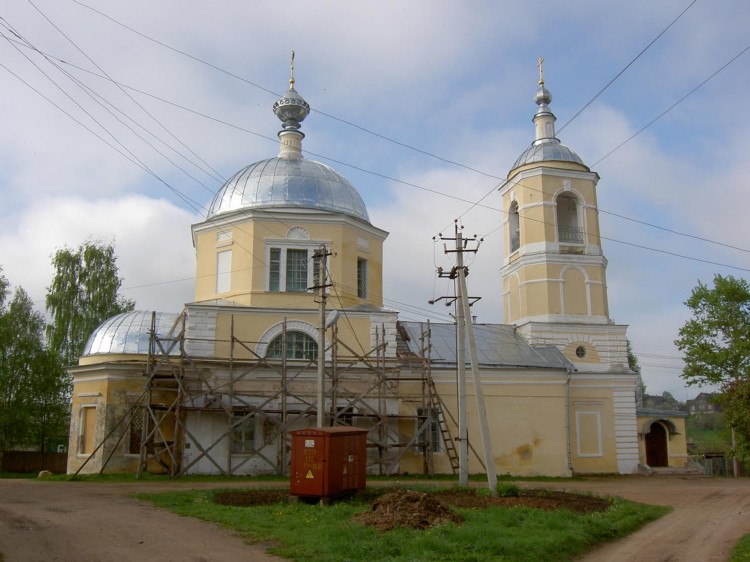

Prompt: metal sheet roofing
[207,156,370,223]
[82,311,181,357]
[398,321,570,370]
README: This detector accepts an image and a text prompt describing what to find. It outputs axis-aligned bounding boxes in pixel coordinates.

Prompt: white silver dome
[512,140,585,169]
[512,74,587,171]
[207,68,370,223]
[82,311,181,356]
[207,156,371,222]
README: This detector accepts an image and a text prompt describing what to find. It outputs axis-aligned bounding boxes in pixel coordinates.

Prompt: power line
[557,0,698,135]
[591,45,750,167]
[15,9,750,259]
[7,5,749,304]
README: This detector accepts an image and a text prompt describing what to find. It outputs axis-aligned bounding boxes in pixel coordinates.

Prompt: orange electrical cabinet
[290,427,368,498]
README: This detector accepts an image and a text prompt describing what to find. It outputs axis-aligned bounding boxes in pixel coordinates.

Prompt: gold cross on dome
[290,50,296,87]
[537,56,544,85]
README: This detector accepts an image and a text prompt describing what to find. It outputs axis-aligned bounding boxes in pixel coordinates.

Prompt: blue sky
[1,0,749,399]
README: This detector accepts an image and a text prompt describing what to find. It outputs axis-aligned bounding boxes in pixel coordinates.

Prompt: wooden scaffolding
[130,312,459,477]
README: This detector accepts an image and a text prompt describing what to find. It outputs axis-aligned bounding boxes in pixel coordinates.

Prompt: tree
[0,283,68,452]
[627,339,641,374]
[675,274,750,459]
[46,241,135,366]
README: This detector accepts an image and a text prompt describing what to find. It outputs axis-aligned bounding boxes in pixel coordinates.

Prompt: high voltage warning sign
[305,469,314,479]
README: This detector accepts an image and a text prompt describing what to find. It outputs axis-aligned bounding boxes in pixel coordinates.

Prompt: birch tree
[46,241,135,366]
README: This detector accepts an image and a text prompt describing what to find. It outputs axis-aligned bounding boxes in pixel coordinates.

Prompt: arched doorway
[645,422,669,467]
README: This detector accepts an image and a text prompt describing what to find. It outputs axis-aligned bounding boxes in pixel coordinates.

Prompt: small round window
[575,345,587,358]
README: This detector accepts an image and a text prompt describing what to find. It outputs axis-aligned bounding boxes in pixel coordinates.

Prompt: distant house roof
[397,322,571,370]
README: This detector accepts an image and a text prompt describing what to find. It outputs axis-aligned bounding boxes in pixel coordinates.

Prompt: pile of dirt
[353,489,464,531]
[435,488,612,514]
[211,486,612,526]
[214,489,288,506]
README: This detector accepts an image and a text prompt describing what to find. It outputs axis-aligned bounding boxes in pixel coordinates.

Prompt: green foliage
[496,482,521,497]
[139,487,669,562]
[626,339,641,374]
[686,412,730,453]
[675,275,750,387]
[730,533,750,561]
[0,278,70,452]
[676,275,750,461]
[46,241,135,366]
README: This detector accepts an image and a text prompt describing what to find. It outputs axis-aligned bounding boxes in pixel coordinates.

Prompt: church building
[66,62,688,477]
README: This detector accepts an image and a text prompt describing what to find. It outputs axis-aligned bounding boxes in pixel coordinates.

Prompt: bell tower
[499,61,628,372]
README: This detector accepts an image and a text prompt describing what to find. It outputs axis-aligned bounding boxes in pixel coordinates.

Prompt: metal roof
[512,140,585,169]
[398,322,571,370]
[207,156,370,223]
[82,311,181,356]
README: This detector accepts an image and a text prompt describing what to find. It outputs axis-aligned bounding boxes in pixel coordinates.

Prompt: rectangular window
[269,248,281,292]
[231,413,255,454]
[417,407,441,453]
[286,249,308,292]
[78,406,97,455]
[312,250,322,288]
[357,258,368,299]
[267,245,328,293]
[216,250,232,293]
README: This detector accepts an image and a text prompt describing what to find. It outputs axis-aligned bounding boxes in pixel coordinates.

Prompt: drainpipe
[565,368,573,474]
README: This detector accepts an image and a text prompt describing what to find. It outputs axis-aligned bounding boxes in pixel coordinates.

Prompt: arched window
[509,201,520,252]
[556,192,583,244]
[265,331,318,360]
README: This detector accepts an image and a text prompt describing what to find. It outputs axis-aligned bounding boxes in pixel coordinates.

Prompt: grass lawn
[138,485,669,562]
[731,534,750,562]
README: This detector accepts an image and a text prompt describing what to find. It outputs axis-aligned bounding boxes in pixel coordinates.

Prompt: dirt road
[0,476,747,561]
[523,476,750,562]
[0,478,286,561]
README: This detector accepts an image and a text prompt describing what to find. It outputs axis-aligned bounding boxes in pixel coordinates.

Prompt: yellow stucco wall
[192,214,386,309]
[212,310,374,360]
[398,373,573,477]
[500,164,611,326]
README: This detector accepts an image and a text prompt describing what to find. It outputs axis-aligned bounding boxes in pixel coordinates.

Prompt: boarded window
[216,250,232,293]
[78,406,97,455]
[576,410,603,457]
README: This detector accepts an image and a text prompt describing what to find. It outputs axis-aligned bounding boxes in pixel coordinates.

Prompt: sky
[1,0,749,400]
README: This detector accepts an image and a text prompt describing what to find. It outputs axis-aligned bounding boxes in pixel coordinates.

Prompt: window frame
[265,330,318,360]
[266,242,327,293]
[416,406,442,454]
[231,413,256,454]
[357,257,368,299]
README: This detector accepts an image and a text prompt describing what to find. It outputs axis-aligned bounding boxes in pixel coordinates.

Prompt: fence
[1,451,68,474]
[690,454,749,477]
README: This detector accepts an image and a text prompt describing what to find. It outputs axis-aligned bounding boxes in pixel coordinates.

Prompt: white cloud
[0,195,198,313]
